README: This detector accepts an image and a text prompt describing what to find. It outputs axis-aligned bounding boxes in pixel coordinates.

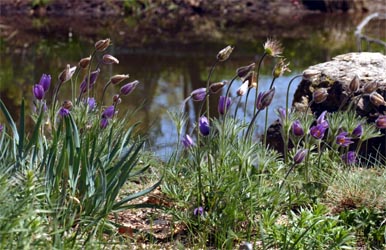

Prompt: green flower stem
[100,80,112,106]
[253,52,267,116]
[205,60,219,120]
[245,109,263,140]
[263,77,277,146]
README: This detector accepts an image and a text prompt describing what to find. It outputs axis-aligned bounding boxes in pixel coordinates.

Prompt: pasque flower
[236,63,255,79]
[313,88,328,104]
[375,115,386,129]
[316,111,329,129]
[33,84,45,100]
[193,206,204,216]
[218,96,231,115]
[336,131,354,147]
[80,68,100,93]
[102,105,115,119]
[199,116,210,136]
[58,64,76,83]
[341,151,356,165]
[120,80,139,96]
[264,38,283,57]
[182,134,194,148]
[352,124,362,138]
[310,124,327,139]
[236,80,249,96]
[216,45,234,61]
[292,120,304,136]
[87,97,96,111]
[100,117,109,129]
[190,88,207,102]
[39,74,51,92]
[59,107,70,117]
[0,124,3,133]
[102,54,119,64]
[294,149,308,164]
[95,38,110,51]
[209,81,226,94]
[272,58,291,78]
[256,87,275,110]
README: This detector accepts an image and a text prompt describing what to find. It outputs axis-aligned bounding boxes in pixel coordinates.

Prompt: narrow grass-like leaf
[0,99,19,142]
[69,114,80,150]
[18,99,25,160]
[25,107,45,153]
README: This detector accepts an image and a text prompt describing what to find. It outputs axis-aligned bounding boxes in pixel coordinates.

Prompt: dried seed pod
[79,56,91,68]
[110,74,129,84]
[363,81,379,94]
[369,92,386,107]
[349,75,360,93]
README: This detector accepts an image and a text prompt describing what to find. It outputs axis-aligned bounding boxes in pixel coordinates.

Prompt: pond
[1,12,385,159]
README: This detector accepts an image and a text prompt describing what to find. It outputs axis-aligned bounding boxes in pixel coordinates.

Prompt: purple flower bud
[257,87,275,110]
[294,149,308,164]
[199,116,210,136]
[316,111,329,129]
[336,132,354,147]
[102,54,119,64]
[277,107,287,122]
[87,97,96,111]
[80,68,100,93]
[292,120,304,137]
[310,124,327,139]
[100,117,109,129]
[33,84,45,100]
[352,124,362,138]
[102,105,115,119]
[218,96,231,115]
[38,74,51,92]
[375,115,386,129]
[0,124,3,133]
[341,151,356,165]
[182,134,194,148]
[120,80,139,96]
[193,206,204,216]
[59,107,70,117]
[190,88,207,102]
[312,88,328,104]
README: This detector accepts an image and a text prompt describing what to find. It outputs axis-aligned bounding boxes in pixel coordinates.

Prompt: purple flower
[316,111,329,129]
[120,80,139,96]
[199,116,210,136]
[277,107,287,122]
[341,151,356,165]
[182,134,194,148]
[193,206,204,216]
[310,124,327,140]
[292,120,304,137]
[38,74,51,92]
[352,124,363,138]
[190,88,207,102]
[336,132,354,147]
[87,97,96,111]
[0,124,3,133]
[59,107,70,117]
[256,87,275,110]
[294,149,308,165]
[375,115,386,129]
[102,105,115,119]
[80,68,100,93]
[100,118,109,129]
[218,96,231,115]
[33,84,45,100]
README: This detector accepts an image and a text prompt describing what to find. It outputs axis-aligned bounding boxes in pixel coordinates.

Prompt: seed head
[272,58,291,78]
[263,38,283,57]
[216,45,234,62]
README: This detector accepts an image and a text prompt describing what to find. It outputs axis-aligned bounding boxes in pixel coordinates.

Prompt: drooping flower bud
[95,38,110,51]
[272,58,291,78]
[209,81,226,94]
[110,74,130,85]
[218,96,231,115]
[78,56,91,69]
[363,81,379,94]
[199,116,210,136]
[182,134,194,148]
[349,75,360,93]
[79,68,100,93]
[100,117,109,129]
[312,88,328,104]
[102,54,119,64]
[59,107,70,117]
[33,84,45,100]
[102,105,115,119]
[38,74,51,92]
[292,120,304,136]
[236,63,255,79]
[375,115,386,129]
[369,92,386,107]
[216,45,234,62]
[294,149,308,164]
[190,88,207,102]
[302,69,319,81]
[120,80,139,96]
[237,81,249,96]
[256,87,275,110]
[263,38,283,57]
[58,64,76,83]
[352,124,362,138]
[62,100,73,110]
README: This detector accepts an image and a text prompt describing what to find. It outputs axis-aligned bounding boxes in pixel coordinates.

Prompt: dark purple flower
[80,68,100,93]
[38,74,51,92]
[59,107,70,117]
[218,96,231,115]
[102,105,115,119]
[33,84,45,100]
[352,124,363,138]
[100,118,109,129]
[292,120,304,137]
[256,87,275,110]
[193,206,204,216]
[336,132,354,147]
[182,134,194,148]
[190,88,207,102]
[199,116,210,136]
[375,115,386,129]
[87,97,96,111]
[341,151,356,165]
[120,80,139,96]
[294,149,308,164]
[310,124,327,139]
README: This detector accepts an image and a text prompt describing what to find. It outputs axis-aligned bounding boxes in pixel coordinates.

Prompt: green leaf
[0,99,19,142]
